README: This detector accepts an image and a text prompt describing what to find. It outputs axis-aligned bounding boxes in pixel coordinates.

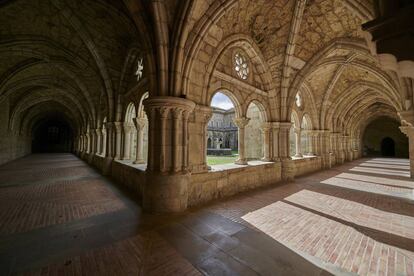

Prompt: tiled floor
[0,154,413,275]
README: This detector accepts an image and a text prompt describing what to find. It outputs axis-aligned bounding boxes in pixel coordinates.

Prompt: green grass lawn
[207,151,238,165]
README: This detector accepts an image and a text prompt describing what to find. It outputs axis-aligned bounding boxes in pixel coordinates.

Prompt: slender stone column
[122,123,133,160]
[294,128,302,158]
[306,131,315,156]
[133,117,147,164]
[143,96,196,213]
[114,122,123,160]
[271,123,280,161]
[192,105,212,173]
[233,117,250,165]
[260,123,272,161]
[400,126,414,178]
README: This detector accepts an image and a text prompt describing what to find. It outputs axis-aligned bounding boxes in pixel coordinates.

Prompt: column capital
[233,117,250,128]
[144,96,196,116]
[260,122,272,131]
[400,125,414,136]
[193,105,212,124]
[133,117,147,130]
[113,122,123,133]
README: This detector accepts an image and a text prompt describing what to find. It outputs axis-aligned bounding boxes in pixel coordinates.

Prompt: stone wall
[0,100,31,166]
[293,157,322,177]
[188,162,282,207]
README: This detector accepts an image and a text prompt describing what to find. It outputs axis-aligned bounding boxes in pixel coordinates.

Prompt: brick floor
[0,155,413,275]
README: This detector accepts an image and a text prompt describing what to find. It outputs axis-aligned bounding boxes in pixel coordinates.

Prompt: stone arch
[244,97,269,122]
[124,102,137,124]
[208,89,242,119]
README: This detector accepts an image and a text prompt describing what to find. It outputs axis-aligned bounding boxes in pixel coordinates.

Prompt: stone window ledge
[114,159,147,172]
[208,160,275,172]
[291,155,318,161]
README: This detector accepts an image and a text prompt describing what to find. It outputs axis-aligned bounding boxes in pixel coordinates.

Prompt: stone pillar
[143,96,195,213]
[101,128,107,156]
[260,123,272,161]
[294,128,302,158]
[90,130,97,155]
[279,122,295,181]
[95,128,102,155]
[233,117,250,165]
[133,117,147,164]
[113,122,123,160]
[102,122,114,175]
[271,123,280,161]
[122,123,133,160]
[400,126,414,178]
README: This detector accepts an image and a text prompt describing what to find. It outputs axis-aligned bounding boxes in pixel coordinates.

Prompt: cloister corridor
[0,154,413,275]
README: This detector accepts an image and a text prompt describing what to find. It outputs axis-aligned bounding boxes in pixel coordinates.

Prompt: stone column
[101,128,107,156]
[90,130,97,155]
[122,123,133,160]
[294,128,302,158]
[102,122,114,175]
[133,117,147,164]
[233,117,250,165]
[271,123,280,161]
[400,126,414,178]
[143,96,195,213]
[95,128,102,155]
[260,122,272,161]
[114,122,123,160]
[279,122,295,181]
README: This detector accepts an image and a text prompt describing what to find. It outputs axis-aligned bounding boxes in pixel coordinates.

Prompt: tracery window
[295,93,302,108]
[234,52,249,80]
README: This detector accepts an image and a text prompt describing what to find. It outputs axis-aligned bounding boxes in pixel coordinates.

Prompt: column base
[143,173,190,213]
[235,159,248,165]
[294,154,303,158]
[133,159,146,164]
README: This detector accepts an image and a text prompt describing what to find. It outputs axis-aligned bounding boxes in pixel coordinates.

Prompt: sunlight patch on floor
[350,166,411,177]
[242,189,414,275]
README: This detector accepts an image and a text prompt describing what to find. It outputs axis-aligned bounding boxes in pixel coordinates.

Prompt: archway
[207,91,238,165]
[381,137,395,157]
[363,116,408,158]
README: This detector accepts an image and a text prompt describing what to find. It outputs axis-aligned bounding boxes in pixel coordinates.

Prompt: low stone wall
[111,161,145,199]
[80,153,145,200]
[293,156,322,177]
[77,153,360,211]
[188,162,282,207]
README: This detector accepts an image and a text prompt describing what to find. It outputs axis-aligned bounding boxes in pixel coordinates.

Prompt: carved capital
[233,117,250,128]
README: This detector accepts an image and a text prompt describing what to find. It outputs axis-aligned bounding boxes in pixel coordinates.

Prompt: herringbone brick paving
[1,154,414,275]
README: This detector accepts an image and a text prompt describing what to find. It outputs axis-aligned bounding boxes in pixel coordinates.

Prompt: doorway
[381,137,395,157]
